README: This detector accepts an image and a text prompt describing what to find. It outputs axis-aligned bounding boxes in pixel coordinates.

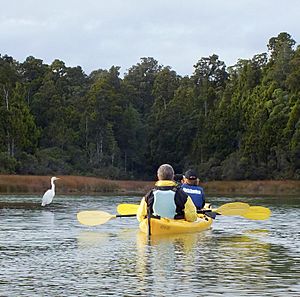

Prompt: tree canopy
[1,32,300,180]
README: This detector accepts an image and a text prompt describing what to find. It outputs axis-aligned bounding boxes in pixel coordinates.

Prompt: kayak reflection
[135,228,272,293]
[137,230,203,252]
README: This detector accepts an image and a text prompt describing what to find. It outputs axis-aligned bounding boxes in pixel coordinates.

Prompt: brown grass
[0,175,153,195]
[201,180,300,196]
[0,175,300,196]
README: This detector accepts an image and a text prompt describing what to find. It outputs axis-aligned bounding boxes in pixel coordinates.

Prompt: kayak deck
[139,214,213,235]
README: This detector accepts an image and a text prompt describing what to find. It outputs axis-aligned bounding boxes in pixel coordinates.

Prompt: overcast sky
[1,0,299,76]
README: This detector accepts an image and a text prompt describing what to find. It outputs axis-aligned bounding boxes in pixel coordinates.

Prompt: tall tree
[192,54,228,117]
[83,66,122,169]
[264,32,296,88]
[123,57,162,116]
[20,56,48,106]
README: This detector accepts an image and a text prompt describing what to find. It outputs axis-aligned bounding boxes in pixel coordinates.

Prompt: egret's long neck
[51,180,55,191]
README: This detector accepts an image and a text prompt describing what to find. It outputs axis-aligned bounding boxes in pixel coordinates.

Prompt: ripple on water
[0,195,299,296]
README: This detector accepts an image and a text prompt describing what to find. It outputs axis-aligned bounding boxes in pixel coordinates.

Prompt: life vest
[181,184,205,209]
[145,181,188,219]
[152,189,177,218]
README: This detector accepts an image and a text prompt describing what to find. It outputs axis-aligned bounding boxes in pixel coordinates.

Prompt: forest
[1,32,300,181]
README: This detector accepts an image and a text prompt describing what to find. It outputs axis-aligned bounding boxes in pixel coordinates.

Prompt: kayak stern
[139,214,213,235]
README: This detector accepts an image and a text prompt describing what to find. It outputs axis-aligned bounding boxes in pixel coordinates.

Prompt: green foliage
[34,147,73,175]
[1,32,300,180]
[0,152,18,173]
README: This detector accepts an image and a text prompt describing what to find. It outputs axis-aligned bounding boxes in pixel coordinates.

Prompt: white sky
[1,0,299,76]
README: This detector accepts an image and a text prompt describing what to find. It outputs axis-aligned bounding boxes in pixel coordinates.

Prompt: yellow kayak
[139,214,213,235]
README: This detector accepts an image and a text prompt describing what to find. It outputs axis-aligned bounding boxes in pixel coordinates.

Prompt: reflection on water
[0,194,299,296]
[77,231,110,248]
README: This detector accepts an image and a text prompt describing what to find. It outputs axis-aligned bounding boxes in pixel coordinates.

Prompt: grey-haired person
[137,164,197,222]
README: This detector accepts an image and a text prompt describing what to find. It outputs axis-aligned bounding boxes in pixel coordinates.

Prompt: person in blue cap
[181,169,205,211]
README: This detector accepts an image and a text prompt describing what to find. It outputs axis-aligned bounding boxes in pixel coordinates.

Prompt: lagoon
[0,195,299,296]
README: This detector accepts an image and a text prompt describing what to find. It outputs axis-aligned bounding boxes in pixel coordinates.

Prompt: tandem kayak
[139,214,213,235]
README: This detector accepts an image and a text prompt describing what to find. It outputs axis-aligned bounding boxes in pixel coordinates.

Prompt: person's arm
[184,196,197,222]
[137,197,147,222]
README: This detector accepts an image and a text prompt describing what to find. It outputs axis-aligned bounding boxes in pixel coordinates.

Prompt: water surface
[0,195,299,296]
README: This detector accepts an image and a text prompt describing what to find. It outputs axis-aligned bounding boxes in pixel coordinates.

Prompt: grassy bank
[0,175,153,195]
[203,180,300,196]
[1,175,300,196]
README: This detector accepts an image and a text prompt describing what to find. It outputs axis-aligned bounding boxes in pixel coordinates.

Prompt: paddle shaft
[147,208,152,236]
[116,214,136,218]
[117,202,271,220]
[77,210,137,226]
[198,210,217,219]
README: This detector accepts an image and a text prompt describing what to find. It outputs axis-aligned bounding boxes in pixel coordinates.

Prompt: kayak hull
[139,214,213,235]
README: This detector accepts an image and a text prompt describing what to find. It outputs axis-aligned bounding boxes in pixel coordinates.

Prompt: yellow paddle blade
[215,202,250,216]
[77,210,116,226]
[117,204,139,215]
[242,206,271,220]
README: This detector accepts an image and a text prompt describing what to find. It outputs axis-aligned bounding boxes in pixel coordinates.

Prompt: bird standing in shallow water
[41,177,60,206]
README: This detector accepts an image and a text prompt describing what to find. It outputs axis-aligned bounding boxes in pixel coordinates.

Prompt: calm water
[0,194,299,296]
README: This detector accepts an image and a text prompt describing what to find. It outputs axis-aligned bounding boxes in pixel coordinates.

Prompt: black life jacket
[145,184,188,219]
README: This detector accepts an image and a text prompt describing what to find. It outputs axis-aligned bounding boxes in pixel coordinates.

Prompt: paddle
[117,202,271,220]
[242,206,271,220]
[77,210,136,226]
[117,203,139,215]
[212,202,250,216]
[77,203,271,227]
[117,202,250,217]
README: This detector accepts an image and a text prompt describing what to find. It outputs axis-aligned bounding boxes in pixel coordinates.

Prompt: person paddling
[181,169,206,211]
[137,164,197,222]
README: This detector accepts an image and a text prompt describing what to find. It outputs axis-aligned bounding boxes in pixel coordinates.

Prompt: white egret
[41,177,60,206]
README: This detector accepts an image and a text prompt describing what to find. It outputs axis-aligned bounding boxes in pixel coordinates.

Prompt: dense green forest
[1,32,300,180]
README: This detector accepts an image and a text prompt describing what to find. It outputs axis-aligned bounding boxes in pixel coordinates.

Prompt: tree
[20,56,48,106]
[123,57,162,116]
[265,32,296,88]
[3,83,39,157]
[286,45,300,92]
[82,67,122,171]
[152,66,180,111]
[192,54,228,116]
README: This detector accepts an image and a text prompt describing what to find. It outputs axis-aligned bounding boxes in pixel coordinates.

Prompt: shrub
[0,153,18,173]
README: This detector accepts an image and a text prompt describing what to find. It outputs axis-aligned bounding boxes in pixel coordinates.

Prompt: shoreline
[1,175,300,196]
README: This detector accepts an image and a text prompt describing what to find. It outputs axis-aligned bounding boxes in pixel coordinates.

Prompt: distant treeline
[1,32,300,180]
